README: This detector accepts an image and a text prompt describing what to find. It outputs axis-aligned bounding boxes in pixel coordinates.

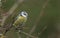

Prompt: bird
[13,11,28,30]
[0,11,28,38]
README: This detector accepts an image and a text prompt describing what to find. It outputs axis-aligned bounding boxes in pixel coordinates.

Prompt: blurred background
[0,0,60,38]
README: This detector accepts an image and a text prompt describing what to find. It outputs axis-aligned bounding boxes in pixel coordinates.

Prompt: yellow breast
[13,16,27,27]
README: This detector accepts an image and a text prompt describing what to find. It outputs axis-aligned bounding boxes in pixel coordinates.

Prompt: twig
[20,30,38,38]
[1,0,24,26]
[27,0,50,38]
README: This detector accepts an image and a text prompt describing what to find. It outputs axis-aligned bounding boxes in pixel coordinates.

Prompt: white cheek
[23,16,26,17]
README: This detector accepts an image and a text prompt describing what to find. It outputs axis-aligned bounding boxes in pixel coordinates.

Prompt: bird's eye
[24,13,26,15]
[20,14,22,16]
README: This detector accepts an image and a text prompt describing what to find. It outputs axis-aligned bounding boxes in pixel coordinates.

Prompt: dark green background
[2,0,60,38]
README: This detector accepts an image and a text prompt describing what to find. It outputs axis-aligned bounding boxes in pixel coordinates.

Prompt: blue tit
[13,11,28,28]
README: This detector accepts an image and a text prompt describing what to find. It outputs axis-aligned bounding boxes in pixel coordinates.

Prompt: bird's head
[20,11,28,17]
